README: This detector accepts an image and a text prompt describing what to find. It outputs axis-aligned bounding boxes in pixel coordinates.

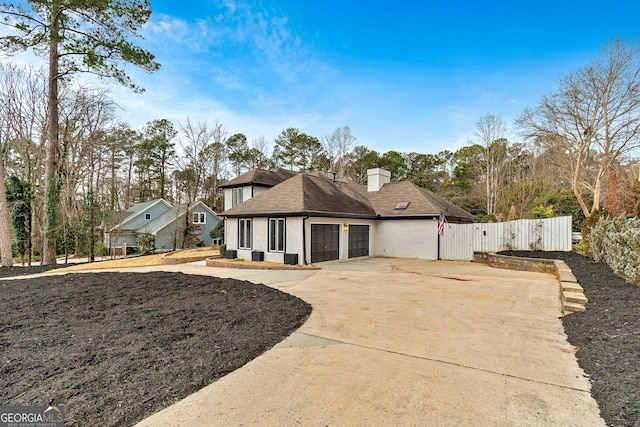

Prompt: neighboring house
[105,199,221,253]
[220,168,475,265]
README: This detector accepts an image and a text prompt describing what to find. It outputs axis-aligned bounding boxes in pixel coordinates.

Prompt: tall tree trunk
[42,6,60,265]
[110,151,117,211]
[572,148,591,217]
[0,149,14,266]
[125,154,133,208]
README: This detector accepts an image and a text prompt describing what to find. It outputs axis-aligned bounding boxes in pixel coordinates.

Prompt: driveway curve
[135,257,604,426]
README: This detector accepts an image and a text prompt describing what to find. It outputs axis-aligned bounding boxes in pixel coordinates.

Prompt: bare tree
[517,40,640,216]
[207,121,228,210]
[104,124,136,211]
[247,136,273,170]
[322,126,356,177]
[0,68,18,265]
[474,114,508,217]
[177,119,226,204]
[0,64,50,265]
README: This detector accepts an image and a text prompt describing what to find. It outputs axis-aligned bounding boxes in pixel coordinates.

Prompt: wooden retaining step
[563,301,586,313]
[561,281,584,293]
[563,290,588,305]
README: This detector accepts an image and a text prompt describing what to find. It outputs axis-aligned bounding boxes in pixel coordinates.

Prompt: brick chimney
[367,168,391,192]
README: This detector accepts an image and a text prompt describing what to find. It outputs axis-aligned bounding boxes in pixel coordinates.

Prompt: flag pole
[437,212,445,260]
[437,212,441,260]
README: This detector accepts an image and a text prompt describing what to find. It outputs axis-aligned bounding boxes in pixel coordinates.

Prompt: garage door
[348,225,370,258]
[311,224,340,263]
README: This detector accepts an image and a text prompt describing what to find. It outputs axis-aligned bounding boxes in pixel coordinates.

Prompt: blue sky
[5,0,640,155]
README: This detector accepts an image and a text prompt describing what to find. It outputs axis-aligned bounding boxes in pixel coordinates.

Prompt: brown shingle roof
[219,168,296,188]
[366,181,476,221]
[221,174,376,217]
[221,171,476,221]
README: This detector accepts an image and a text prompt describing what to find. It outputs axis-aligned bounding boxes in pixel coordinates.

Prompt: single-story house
[105,199,221,253]
[220,168,475,264]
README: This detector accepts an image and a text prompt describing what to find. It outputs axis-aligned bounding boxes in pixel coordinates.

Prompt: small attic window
[395,201,410,210]
[144,213,151,220]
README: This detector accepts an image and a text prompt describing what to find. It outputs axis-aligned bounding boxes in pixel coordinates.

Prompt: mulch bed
[502,251,640,427]
[0,264,68,278]
[0,271,311,427]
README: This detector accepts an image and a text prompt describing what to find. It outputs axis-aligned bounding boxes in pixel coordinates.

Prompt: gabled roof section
[221,173,376,218]
[220,168,297,189]
[366,181,476,221]
[148,201,220,234]
[110,198,172,231]
[144,203,187,233]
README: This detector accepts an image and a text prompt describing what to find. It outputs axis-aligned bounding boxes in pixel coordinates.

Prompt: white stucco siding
[223,189,233,212]
[223,185,255,211]
[225,218,238,250]
[227,216,440,263]
[374,219,439,259]
[236,249,251,260]
[242,185,253,202]
[284,217,304,263]
[252,218,268,252]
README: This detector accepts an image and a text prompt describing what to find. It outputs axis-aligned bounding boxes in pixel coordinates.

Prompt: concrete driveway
[135,257,604,426]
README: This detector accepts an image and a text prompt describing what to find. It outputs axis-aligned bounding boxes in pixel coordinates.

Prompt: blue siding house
[106,199,220,253]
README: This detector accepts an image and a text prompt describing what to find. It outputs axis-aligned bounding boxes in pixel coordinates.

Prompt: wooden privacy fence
[439,216,573,261]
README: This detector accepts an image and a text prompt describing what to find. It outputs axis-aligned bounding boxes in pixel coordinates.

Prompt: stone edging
[473,252,587,315]
[160,253,222,265]
[473,252,557,274]
[205,257,320,270]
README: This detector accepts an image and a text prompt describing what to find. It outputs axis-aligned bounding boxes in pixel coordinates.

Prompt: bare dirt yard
[503,251,640,427]
[0,270,311,427]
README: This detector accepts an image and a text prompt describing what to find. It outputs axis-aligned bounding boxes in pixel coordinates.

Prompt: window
[193,212,206,224]
[239,219,252,249]
[144,213,151,220]
[232,188,243,207]
[269,218,285,252]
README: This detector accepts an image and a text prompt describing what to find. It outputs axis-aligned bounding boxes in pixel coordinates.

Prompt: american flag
[438,212,445,236]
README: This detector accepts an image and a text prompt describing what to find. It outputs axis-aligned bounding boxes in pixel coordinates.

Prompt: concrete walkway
[132,257,604,427]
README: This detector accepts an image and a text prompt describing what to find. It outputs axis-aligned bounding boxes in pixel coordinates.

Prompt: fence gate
[439,223,474,261]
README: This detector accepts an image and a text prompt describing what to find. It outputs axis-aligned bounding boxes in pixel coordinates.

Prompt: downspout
[302,216,309,265]
[223,218,227,246]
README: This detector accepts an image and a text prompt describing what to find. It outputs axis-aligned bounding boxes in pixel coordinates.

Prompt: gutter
[224,211,376,219]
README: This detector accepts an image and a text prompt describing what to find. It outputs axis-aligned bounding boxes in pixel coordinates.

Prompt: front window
[193,212,206,224]
[269,218,285,252]
[239,219,252,249]
[232,188,243,207]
